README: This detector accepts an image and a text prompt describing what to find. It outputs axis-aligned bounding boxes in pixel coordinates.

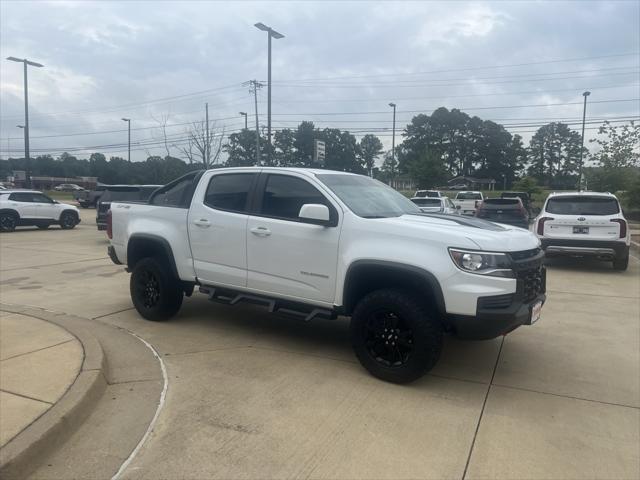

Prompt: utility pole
[121,118,131,162]
[245,80,264,165]
[205,102,210,168]
[578,91,591,190]
[389,102,397,187]
[254,23,284,165]
[7,57,44,188]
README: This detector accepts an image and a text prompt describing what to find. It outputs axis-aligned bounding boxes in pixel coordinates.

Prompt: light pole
[254,22,284,165]
[389,102,397,185]
[578,91,590,190]
[121,118,131,162]
[7,56,44,188]
[239,112,248,130]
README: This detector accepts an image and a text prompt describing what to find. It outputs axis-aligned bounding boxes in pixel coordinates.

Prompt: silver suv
[534,192,630,271]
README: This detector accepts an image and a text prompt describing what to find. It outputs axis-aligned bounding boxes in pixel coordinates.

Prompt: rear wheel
[0,212,17,232]
[350,289,443,384]
[60,211,78,229]
[130,257,183,321]
[613,254,629,271]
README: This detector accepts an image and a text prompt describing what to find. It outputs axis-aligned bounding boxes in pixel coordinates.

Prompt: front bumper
[447,293,546,340]
[541,238,628,259]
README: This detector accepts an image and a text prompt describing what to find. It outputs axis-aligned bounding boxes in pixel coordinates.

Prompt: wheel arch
[341,260,446,317]
[0,208,20,219]
[127,234,179,279]
[60,209,79,220]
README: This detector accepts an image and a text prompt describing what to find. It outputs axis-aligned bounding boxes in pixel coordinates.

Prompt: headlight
[449,248,514,278]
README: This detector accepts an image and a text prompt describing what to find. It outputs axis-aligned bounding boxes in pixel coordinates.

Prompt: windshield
[456,192,482,200]
[317,174,421,218]
[412,198,441,206]
[545,196,620,215]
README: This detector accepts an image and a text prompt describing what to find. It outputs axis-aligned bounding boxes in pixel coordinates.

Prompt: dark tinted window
[32,193,54,203]
[204,173,255,213]
[484,199,520,206]
[456,192,482,200]
[151,179,191,207]
[412,198,441,206]
[9,192,35,202]
[261,175,329,220]
[546,196,620,215]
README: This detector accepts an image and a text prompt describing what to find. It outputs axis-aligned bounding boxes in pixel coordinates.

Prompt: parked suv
[96,185,161,230]
[476,198,529,229]
[534,192,630,270]
[108,168,546,384]
[411,196,459,214]
[0,190,80,231]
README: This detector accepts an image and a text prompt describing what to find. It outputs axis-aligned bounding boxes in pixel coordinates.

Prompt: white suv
[0,190,80,232]
[534,191,630,271]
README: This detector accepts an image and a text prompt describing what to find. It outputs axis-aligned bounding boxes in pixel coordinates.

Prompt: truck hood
[375,213,540,252]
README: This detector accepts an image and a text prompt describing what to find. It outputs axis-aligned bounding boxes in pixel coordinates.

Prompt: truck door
[246,173,341,304]
[188,172,257,287]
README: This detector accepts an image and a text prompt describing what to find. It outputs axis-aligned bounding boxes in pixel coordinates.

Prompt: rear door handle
[193,218,211,228]
[250,226,271,237]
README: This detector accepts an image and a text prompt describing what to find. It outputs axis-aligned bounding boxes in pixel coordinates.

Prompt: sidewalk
[0,312,83,447]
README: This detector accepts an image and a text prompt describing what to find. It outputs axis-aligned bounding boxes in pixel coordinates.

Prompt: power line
[277,52,640,81]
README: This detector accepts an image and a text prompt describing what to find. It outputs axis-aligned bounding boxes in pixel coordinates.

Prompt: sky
[0,0,639,163]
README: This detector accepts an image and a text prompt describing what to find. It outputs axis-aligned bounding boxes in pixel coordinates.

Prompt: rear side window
[151,179,191,208]
[9,192,35,202]
[546,196,620,215]
[204,173,255,213]
[260,174,331,221]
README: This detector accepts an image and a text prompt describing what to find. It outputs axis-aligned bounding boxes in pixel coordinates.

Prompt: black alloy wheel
[364,309,414,367]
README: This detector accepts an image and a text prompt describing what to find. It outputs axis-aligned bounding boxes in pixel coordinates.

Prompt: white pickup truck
[107,168,546,383]
[453,191,484,216]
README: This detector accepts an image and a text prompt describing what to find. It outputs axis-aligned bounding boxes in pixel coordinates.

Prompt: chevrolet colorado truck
[107,168,546,383]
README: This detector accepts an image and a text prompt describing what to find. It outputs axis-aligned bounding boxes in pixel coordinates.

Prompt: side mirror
[299,204,331,226]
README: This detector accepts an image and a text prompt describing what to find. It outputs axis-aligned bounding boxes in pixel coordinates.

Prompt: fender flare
[341,260,446,316]
[127,233,179,279]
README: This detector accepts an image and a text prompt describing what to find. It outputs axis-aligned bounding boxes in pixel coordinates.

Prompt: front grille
[478,294,514,310]
[510,248,546,302]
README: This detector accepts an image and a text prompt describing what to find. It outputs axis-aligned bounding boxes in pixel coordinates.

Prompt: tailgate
[544,217,620,240]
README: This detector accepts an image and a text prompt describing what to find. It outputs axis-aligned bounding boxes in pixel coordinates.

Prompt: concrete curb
[0,304,108,480]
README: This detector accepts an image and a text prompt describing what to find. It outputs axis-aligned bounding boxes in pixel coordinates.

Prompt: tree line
[1,108,637,199]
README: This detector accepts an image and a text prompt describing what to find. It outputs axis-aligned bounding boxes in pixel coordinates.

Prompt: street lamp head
[16,125,24,129]
[239,112,247,116]
[389,102,396,108]
[583,91,591,97]
[121,118,130,122]
[254,22,284,39]
[7,57,43,67]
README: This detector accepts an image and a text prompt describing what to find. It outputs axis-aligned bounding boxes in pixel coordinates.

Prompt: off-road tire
[350,289,443,384]
[613,254,629,271]
[60,211,78,230]
[0,212,18,232]
[130,257,183,321]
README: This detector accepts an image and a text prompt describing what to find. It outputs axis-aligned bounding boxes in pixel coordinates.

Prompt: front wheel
[130,257,183,321]
[350,289,443,384]
[60,211,78,229]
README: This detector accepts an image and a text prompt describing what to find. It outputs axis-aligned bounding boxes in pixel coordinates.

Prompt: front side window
[317,174,420,218]
[260,174,331,221]
[204,173,256,213]
[31,193,54,204]
[546,196,620,215]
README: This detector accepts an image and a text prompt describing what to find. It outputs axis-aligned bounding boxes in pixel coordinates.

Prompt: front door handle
[250,226,271,237]
[193,218,211,228]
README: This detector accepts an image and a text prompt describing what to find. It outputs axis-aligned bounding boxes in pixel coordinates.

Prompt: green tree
[224,130,262,167]
[527,122,583,188]
[274,129,297,166]
[512,176,542,196]
[408,150,447,188]
[590,121,640,169]
[358,134,384,176]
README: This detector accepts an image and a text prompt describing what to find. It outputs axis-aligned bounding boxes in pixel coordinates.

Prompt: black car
[501,191,531,212]
[75,185,107,208]
[96,185,161,230]
[475,198,530,229]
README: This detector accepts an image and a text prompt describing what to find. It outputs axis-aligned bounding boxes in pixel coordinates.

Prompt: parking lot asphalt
[0,208,638,479]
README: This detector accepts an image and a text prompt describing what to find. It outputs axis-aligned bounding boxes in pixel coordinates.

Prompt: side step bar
[198,286,337,322]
